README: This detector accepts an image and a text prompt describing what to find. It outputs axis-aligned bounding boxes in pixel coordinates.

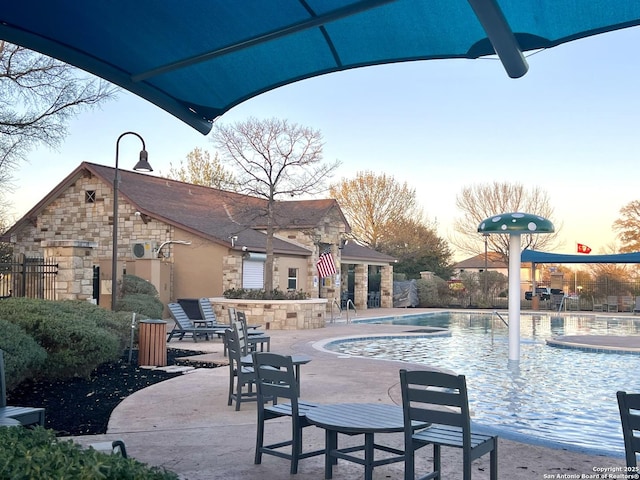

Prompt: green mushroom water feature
[478,212,555,361]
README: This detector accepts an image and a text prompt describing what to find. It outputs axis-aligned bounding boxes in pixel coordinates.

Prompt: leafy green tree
[377,217,453,279]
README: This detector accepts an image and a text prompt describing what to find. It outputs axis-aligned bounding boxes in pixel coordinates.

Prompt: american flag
[316,250,337,278]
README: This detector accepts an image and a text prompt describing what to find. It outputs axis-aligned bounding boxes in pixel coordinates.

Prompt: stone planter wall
[211,298,327,330]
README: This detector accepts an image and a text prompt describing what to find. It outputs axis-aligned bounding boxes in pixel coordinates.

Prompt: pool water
[324,312,640,457]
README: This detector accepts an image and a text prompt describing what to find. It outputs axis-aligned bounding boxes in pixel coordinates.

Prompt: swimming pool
[323,312,640,457]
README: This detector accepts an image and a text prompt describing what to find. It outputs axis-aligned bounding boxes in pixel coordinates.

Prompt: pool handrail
[345,299,356,323]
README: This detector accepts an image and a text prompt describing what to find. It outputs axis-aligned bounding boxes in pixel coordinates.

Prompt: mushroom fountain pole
[478,213,554,362]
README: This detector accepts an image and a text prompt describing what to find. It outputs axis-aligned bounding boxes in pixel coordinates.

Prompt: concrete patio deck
[70,308,630,479]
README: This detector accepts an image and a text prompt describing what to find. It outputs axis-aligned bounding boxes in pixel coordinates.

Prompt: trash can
[138,319,167,367]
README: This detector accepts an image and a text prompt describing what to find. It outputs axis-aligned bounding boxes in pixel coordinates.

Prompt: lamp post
[111,132,152,310]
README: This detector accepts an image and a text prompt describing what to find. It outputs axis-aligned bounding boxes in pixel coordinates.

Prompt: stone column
[380,264,394,308]
[354,263,368,309]
[42,240,98,302]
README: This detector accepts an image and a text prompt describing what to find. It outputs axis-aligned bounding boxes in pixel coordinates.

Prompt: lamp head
[133,150,152,172]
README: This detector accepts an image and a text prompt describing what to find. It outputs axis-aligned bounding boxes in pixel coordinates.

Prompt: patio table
[241,353,311,391]
[305,403,426,480]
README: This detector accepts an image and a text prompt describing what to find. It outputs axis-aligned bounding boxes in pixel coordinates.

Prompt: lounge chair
[400,369,498,480]
[252,351,322,474]
[0,349,45,427]
[197,297,229,328]
[167,303,226,342]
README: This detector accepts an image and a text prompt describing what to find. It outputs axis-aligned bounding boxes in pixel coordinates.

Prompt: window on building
[242,253,266,289]
[287,268,298,290]
[85,190,96,203]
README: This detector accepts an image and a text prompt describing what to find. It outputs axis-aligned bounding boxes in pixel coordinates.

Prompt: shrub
[119,274,159,298]
[48,300,132,350]
[416,277,451,307]
[223,288,309,300]
[0,298,122,380]
[0,426,179,479]
[116,275,163,319]
[0,319,47,390]
[116,294,163,319]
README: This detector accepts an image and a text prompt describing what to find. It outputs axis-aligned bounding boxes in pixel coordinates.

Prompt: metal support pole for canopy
[508,233,522,361]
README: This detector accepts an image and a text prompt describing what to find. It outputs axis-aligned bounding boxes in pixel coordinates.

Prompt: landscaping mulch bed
[6,349,219,436]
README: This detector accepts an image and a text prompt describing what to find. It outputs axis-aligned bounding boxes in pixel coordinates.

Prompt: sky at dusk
[8,26,640,261]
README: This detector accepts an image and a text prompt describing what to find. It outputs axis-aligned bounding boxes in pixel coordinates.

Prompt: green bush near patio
[116,275,164,319]
[0,298,124,381]
[223,287,309,300]
[0,319,47,390]
[0,426,179,480]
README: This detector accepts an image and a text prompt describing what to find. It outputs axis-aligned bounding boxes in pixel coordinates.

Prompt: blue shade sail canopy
[521,249,640,264]
[2,1,640,134]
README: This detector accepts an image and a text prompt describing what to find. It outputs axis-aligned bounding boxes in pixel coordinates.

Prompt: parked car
[525,287,551,301]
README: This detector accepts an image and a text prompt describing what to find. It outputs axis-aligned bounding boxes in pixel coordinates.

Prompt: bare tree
[164,147,237,190]
[329,171,422,248]
[452,181,562,262]
[613,200,640,253]
[0,42,116,212]
[211,117,340,293]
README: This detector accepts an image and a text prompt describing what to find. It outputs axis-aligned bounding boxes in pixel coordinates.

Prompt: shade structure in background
[478,212,554,362]
[2,1,640,134]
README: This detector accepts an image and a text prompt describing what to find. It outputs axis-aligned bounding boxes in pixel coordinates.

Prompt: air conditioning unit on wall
[131,241,158,259]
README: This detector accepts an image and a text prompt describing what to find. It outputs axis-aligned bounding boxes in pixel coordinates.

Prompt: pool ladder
[330,299,356,324]
[493,311,508,326]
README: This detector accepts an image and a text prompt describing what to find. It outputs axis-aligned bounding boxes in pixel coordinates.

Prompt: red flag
[316,251,337,278]
[577,243,592,254]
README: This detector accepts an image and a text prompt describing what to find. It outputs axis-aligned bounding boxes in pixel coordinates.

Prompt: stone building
[4,162,395,311]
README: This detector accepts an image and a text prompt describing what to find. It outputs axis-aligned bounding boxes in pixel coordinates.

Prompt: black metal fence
[0,255,58,300]
[448,280,640,311]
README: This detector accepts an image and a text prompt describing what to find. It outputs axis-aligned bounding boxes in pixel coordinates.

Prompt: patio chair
[252,351,323,474]
[399,369,498,480]
[238,311,271,354]
[592,296,604,312]
[166,303,226,342]
[0,349,45,427]
[634,297,640,315]
[225,324,258,410]
[605,296,619,313]
[228,306,237,324]
[236,310,266,335]
[617,391,640,468]
[622,296,635,313]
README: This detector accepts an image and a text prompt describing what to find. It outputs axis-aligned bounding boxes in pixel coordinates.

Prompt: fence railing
[447,280,640,311]
[0,255,58,300]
